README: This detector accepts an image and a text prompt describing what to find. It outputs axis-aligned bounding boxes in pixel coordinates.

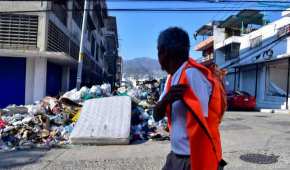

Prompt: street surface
[1,111,290,170]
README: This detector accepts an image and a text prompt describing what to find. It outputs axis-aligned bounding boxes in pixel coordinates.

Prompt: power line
[211,2,230,21]
[257,2,290,8]
[107,0,290,3]
[221,0,290,3]
[0,8,289,14]
[110,8,290,12]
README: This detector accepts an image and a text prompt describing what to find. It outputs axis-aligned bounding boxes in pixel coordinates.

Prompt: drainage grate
[240,153,279,164]
[220,124,252,131]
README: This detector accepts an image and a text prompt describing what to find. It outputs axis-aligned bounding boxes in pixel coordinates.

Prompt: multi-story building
[115,56,123,85]
[195,9,290,109]
[194,22,215,66]
[103,16,119,87]
[0,0,117,108]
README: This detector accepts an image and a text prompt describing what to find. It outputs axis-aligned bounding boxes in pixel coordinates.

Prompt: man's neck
[169,59,187,75]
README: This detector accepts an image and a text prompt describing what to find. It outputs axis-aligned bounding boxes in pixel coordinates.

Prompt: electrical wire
[0,8,289,14]
[106,0,290,3]
[220,0,290,3]
[257,2,290,8]
[211,2,230,21]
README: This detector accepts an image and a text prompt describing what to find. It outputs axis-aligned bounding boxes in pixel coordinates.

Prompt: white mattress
[70,96,131,145]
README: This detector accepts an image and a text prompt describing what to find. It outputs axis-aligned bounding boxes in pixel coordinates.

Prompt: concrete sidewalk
[1,111,290,170]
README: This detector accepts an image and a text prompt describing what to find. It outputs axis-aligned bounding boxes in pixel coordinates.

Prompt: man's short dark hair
[158,27,190,61]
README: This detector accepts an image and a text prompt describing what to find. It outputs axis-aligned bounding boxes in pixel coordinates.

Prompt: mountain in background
[123,57,166,79]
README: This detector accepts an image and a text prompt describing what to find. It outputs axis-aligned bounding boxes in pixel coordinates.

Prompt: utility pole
[76,0,89,90]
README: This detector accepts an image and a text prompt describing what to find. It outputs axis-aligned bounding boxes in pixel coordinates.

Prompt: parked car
[227,91,256,110]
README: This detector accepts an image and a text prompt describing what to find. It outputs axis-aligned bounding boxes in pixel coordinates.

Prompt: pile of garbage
[117,80,169,142]
[0,81,169,151]
[0,84,112,151]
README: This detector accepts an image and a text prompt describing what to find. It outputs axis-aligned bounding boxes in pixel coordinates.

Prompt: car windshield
[235,91,251,96]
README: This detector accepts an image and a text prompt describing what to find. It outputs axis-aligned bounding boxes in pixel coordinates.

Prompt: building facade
[194,22,215,66]
[0,0,118,108]
[103,16,119,87]
[195,9,290,110]
[115,56,123,86]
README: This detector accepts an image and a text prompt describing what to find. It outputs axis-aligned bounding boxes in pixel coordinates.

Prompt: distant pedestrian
[154,27,227,170]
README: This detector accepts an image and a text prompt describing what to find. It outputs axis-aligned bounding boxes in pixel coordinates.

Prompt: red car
[227,91,256,110]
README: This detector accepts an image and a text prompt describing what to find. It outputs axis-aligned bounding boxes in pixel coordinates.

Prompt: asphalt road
[1,111,290,170]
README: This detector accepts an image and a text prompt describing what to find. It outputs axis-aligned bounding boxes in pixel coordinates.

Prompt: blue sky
[107,1,286,60]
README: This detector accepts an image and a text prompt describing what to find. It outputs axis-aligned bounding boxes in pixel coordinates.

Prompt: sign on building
[277,24,290,38]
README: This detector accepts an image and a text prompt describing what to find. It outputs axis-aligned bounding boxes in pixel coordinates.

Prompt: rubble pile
[0,84,111,151]
[120,80,169,141]
[0,81,169,151]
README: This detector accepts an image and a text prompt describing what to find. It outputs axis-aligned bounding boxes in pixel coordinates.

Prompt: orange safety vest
[165,58,224,170]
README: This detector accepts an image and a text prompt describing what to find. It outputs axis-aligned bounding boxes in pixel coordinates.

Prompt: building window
[277,24,290,38]
[105,35,116,54]
[51,1,67,26]
[93,3,104,28]
[47,21,79,61]
[91,36,96,59]
[250,35,262,49]
[224,43,240,61]
[72,0,83,28]
[225,27,241,38]
[87,16,96,36]
[95,44,99,61]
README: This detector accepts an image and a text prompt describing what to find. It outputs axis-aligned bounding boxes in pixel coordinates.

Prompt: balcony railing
[197,53,213,63]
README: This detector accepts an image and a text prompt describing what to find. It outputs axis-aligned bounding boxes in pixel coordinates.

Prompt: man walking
[154,27,226,170]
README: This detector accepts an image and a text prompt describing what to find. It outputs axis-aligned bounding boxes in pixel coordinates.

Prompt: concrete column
[38,2,49,51]
[61,66,70,92]
[25,58,35,104]
[259,65,266,101]
[25,57,47,104]
[33,58,47,101]
[67,0,73,33]
[239,68,243,91]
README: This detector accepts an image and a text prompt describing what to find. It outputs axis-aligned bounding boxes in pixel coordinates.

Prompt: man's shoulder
[184,67,206,81]
[184,67,200,75]
[184,67,212,88]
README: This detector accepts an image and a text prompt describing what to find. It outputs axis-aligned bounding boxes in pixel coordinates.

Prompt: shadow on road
[0,148,49,169]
